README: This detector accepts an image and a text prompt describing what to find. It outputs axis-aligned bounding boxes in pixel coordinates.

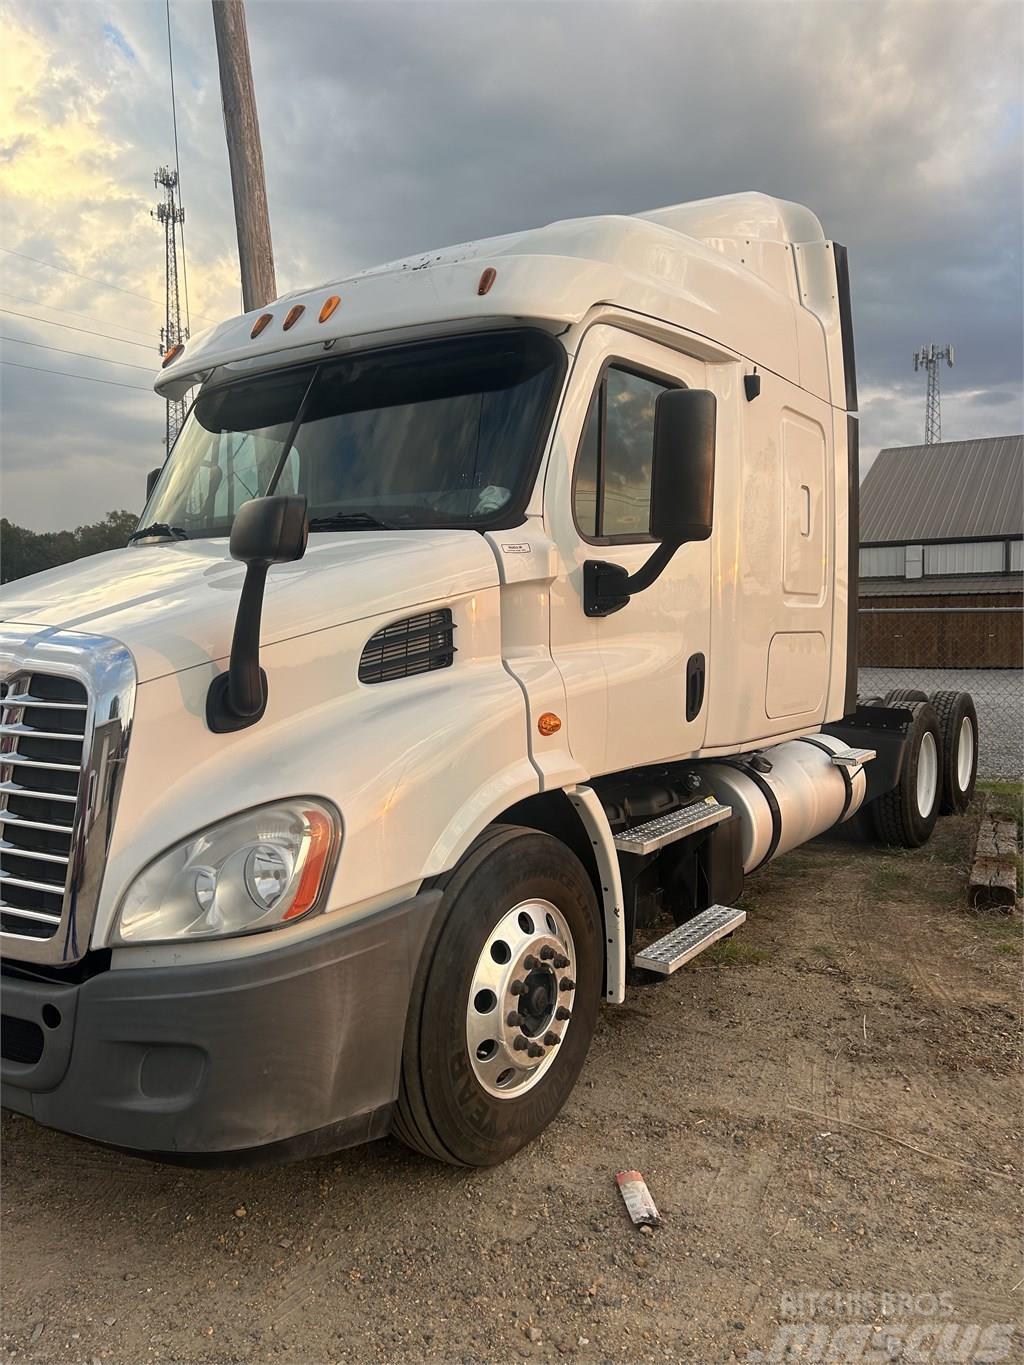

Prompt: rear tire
[929,689,979,815]
[394,824,602,1166]
[871,701,942,847]
[884,687,928,707]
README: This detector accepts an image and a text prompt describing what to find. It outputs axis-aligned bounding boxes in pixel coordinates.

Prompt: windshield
[142,329,564,537]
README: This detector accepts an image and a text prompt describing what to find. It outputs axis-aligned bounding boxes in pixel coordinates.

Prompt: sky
[0,0,1021,532]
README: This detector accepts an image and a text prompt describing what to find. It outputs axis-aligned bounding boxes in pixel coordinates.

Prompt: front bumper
[1,891,441,1161]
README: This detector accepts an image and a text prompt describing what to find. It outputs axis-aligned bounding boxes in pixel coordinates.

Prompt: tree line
[1,511,139,584]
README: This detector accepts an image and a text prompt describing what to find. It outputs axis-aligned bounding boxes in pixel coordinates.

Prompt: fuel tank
[701,734,866,874]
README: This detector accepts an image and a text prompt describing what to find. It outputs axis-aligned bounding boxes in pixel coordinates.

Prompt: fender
[567,784,626,1004]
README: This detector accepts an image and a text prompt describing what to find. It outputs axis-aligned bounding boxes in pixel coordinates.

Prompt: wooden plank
[969,813,1019,911]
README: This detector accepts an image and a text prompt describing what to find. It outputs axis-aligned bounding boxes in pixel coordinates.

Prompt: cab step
[832,747,875,767]
[613,798,732,855]
[632,904,747,974]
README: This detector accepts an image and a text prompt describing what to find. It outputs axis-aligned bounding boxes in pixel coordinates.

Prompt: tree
[0,511,140,584]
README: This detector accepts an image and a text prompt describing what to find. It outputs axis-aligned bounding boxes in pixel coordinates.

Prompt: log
[969,815,1019,910]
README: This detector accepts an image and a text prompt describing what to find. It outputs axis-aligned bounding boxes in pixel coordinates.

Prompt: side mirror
[583,388,717,617]
[650,388,716,544]
[229,492,309,566]
[146,467,162,499]
[207,495,308,732]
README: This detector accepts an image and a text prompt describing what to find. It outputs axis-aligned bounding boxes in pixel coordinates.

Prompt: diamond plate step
[613,798,732,856]
[632,904,747,975]
[832,747,876,767]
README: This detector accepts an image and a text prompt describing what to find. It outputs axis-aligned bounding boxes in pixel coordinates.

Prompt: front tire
[394,825,602,1166]
[870,700,942,847]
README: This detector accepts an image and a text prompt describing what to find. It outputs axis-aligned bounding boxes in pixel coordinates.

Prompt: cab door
[545,326,712,776]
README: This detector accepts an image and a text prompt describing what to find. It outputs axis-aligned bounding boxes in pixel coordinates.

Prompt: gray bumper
[1,891,440,1161]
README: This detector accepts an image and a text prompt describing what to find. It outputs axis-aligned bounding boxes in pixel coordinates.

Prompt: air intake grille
[358,609,456,685]
[0,673,88,943]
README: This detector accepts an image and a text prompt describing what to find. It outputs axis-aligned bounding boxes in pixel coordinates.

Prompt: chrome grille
[0,626,135,965]
[0,672,88,942]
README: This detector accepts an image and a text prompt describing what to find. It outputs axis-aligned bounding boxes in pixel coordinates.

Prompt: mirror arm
[206,560,271,733]
[584,540,681,618]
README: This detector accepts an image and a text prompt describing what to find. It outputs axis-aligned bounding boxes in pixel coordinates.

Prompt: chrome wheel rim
[956,716,975,791]
[466,898,576,1099]
[917,730,939,818]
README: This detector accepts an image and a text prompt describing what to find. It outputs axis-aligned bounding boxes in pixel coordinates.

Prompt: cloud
[0,0,1020,530]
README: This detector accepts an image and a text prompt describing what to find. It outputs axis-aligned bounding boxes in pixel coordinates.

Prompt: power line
[0,359,153,393]
[165,0,191,333]
[0,291,157,342]
[0,335,154,372]
[0,245,216,323]
[0,308,155,352]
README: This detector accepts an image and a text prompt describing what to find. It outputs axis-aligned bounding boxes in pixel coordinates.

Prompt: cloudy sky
[1,0,1021,531]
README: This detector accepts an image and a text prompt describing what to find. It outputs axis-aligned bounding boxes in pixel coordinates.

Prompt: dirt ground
[2,794,1021,1365]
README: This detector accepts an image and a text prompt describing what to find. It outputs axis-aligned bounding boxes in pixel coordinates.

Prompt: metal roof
[859,572,1024,598]
[860,435,1023,543]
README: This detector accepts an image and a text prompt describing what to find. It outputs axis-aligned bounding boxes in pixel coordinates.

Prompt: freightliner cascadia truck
[0,193,980,1166]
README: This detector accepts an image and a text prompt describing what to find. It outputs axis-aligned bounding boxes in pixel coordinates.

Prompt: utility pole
[211,0,276,311]
[912,343,954,445]
[152,166,189,449]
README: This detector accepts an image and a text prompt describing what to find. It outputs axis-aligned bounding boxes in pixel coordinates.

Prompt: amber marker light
[161,342,184,367]
[283,304,305,331]
[283,809,335,921]
[538,712,562,737]
[319,294,341,323]
[251,312,273,338]
[477,267,497,296]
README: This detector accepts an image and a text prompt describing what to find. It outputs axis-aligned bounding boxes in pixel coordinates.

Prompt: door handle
[685,652,705,722]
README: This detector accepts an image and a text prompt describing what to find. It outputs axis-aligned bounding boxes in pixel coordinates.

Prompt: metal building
[858,435,1023,667]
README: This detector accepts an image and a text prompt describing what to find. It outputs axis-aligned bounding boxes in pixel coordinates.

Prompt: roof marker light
[319,295,341,323]
[283,304,305,331]
[161,342,184,368]
[477,267,497,296]
[251,312,273,338]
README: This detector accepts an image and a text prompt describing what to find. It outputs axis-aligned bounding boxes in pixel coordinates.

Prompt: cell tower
[913,343,954,445]
[152,166,188,450]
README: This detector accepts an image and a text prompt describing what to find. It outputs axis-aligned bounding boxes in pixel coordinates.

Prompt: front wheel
[394,825,602,1166]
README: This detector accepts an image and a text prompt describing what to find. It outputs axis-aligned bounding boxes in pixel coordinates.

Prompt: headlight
[115,800,340,944]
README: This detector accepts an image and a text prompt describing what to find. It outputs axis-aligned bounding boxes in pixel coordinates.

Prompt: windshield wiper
[307,511,393,531]
[128,522,190,543]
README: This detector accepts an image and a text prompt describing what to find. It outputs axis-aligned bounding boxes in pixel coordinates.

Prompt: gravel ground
[2,805,1020,1364]
[859,668,1024,778]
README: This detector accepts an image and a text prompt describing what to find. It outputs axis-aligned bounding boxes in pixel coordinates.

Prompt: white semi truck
[0,193,980,1166]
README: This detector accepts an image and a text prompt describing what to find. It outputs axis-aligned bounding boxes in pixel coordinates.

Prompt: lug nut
[555,1006,571,1021]
[559,977,576,992]
[523,955,538,970]
[507,1011,523,1027]
[553,954,569,969]
[544,1032,560,1046]
[513,1036,529,1051]
[539,945,555,960]
[510,980,527,996]
[527,1043,544,1059]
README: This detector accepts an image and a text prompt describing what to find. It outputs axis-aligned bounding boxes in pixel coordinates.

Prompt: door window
[573,365,677,541]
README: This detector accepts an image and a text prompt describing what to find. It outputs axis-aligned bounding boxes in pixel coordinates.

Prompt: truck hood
[0,532,499,683]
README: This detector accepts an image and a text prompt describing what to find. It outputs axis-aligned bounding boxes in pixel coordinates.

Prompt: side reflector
[477,267,497,296]
[283,304,305,331]
[283,809,334,920]
[538,712,561,737]
[161,342,184,368]
[251,312,273,338]
[319,295,341,323]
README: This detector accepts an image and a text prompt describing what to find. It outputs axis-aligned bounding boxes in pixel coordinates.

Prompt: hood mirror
[206,495,308,733]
